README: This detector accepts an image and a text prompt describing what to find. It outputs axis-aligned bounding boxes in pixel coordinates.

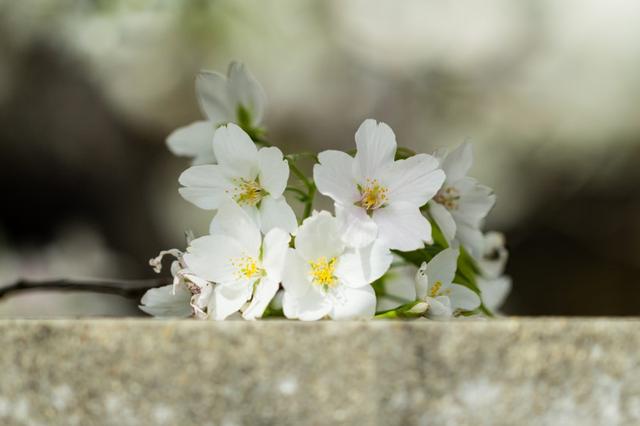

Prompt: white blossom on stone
[178,123,297,234]
[415,248,481,318]
[282,211,392,320]
[313,119,445,251]
[428,143,496,258]
[182,201,290,320]
[167,62,266,165]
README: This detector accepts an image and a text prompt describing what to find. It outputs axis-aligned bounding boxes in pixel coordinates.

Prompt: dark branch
[0,278,168,301]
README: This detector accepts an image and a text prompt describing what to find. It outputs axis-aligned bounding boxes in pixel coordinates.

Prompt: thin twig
[0,278,167,301]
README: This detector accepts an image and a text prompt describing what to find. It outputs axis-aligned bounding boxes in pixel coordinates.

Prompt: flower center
[434,186,460,210]
[230,178,266,206]
[309,256,338,288]
[428,280,451,298]
[356,178,388,212]
[232,256,264,280]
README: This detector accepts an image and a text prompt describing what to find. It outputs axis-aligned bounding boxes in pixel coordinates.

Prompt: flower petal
[330,285,376,320]
[282,249,313,299]
[183,235,245,283]
[196,70,234,124]
[295,211,345,260]
[242,278,279,320]
[139,284,192,318]
[454,178,496,226]
[166,120,216,165]
[376,264,418,312]
[209,281,253,320]
[427,296,453,318]
[335,238,392,288]
[440,142,473,183]
[209,201,262,256]
[178,165,233,209]
[449,283,481,311]
[282,288,332,321]
[372,202,431,251]
[262,227,291,283]
[335,204,378,249]
[258,146,288,197]
[259,196,297,234]
[227,61,266,126]
[456,223,485,259]
[212,123,258,178]
[424,248,459,291]
[385,153,445,206]
[428,201,457,243]
[478,276,511,311]
[313,150,359,204]
[353,119,397,180]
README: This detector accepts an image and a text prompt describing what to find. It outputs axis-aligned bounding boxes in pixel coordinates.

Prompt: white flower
[428,143,496,258]
[140,249,214,319]
[415,248,480,318]
[313,119,445,251]
[178,123,297,234]
[282,211,392,320]
[167,62,266,165]
[477,275,511,313]
[181,201,290,320]
[477,231,509,279]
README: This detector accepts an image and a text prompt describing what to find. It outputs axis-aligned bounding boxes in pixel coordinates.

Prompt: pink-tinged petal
[440,143,473,183]
[353,119,397,180]
[313,150,359,204]
[166,120,216,165]
[178,165,234,209]
[259,196,297,234]
[209,201,261,255]
[212,123,258,178]
[258,146,288,197]
[329,285,376,320]
[385,153,444,206]
[335,204,378,249]
[372,202,431,251]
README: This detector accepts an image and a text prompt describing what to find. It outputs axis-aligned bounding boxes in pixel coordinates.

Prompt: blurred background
[1,0,640,317]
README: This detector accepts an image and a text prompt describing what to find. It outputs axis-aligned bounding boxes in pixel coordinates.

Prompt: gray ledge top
[1,318,639,426]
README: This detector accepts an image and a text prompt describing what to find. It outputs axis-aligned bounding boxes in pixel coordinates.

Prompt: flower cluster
[140,62,511,320]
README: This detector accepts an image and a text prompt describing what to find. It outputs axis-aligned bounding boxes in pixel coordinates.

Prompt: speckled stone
[1,318,639,425]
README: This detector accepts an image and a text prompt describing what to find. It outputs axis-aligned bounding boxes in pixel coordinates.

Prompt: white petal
[478,276,511,311]
[415,262,429,300]
[429,201,457,243]
[212,123,258,178]
[427,296,453,318]
[281,249,313,299]
[227,61,266,126]
[330,285,376,320]
[139,284,192,317]
[385,153,445,206]
[210,282,253,320]
[376,264,418,312]
[196,70,234,124]
[335,239,392,288]
[259,196,298,234]
[313,150,359,204]
[372,202,431,251]
[209,201,261,255]
[449,283,481,311]
[262,227,291,283]
[258,146,288,197]
[178,165,233,210]
[425,248,459,291]
[456,223,485,259]
[294,211,345,260]
[282,288,331,321]
[335,204,378,249]
[454,178,496,226]
[353,119,397,180]
[242,278,279,320]
[166,120,216,165]
[440,142,473,183]
[183,235,245,283]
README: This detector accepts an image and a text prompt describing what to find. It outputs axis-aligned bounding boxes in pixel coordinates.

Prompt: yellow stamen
[357,178,388,212]
[228,178,265,206]
[231,256,264,280]
[309,256,338,288]
[429,281,443,298]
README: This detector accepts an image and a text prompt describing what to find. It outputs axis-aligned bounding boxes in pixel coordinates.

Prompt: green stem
[285,155,317,221]
[285,186,307,199]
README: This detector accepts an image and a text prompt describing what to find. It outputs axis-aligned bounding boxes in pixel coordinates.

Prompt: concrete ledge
[1,318,639,425]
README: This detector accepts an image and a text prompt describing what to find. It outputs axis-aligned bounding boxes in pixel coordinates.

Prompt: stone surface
[1,318,639,425]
